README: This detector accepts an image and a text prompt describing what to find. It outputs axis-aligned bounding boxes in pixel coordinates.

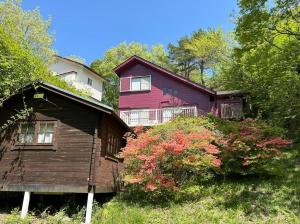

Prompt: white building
[49,55,105,101]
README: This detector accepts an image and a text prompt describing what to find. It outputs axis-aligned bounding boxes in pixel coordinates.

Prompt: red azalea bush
[214,117,293,175]
[120,117,292,192]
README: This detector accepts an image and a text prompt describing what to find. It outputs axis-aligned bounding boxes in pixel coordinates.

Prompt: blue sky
[22,0,238,65]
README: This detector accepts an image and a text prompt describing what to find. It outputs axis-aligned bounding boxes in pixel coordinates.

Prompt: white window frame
[120,76,151,92]
[129,109,150,126]
[131,76,151,91]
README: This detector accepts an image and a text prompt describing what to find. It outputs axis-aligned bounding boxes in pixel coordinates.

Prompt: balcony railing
[119,106,198,127]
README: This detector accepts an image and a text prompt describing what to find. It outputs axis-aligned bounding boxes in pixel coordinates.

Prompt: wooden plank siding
[115,56,246,121]
[0,86,129,193]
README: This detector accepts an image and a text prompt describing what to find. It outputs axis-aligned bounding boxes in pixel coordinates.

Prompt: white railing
[119,106,198,127]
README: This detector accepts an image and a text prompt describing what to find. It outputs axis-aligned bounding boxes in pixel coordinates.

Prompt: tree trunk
[199,60,205,85]
[184,63,190,80]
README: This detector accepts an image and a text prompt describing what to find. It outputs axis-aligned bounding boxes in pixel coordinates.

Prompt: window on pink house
[163,88,178,96]
[131,76,151,91]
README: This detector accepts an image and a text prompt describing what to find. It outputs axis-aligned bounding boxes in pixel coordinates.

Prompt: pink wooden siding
[118,63,212,114]
[120,77,131,92]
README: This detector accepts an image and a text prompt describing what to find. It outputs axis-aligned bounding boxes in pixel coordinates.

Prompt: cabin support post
[20,191,31,218]
[85,192,94,224]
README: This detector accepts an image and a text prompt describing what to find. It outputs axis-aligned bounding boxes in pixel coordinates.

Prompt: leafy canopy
[169,28,229,85]
[0,0,54,63]
[211,0,300,137]
[0,0,84,108]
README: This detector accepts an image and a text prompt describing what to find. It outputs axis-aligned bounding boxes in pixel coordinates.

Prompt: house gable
[50,56,106,101]
[117,61,214,114]
[114,55,216,95]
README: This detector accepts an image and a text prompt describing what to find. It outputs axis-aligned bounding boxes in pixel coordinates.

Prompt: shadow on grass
[0,192,115,218]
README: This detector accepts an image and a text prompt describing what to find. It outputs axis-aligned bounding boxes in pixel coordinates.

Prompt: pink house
[114,55,245,127]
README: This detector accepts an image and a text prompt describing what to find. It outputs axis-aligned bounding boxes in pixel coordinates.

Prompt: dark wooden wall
[0,88,127,193]
[93,114,126,193]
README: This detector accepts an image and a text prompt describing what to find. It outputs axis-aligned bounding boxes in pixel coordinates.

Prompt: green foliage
[185,28,228,84]
[4,208,33,224]
[168,37,197,80]
[0,0,54,63]
[0,23,48,104]
[90,42,172,109]
[0,0,86,131]
[169,28,229,85]
[211,0,300,138]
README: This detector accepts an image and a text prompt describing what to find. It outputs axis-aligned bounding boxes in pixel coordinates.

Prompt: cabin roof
[113,55,216,95]
[54,55,107,82]
[8,81,131,131]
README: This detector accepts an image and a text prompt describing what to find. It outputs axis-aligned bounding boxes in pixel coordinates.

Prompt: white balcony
[119,106,198,127]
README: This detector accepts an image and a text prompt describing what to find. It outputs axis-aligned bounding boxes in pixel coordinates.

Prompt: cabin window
[16,121,57,149]
[18,123,35,144]
[131,76,151,91]
[38,122,55,144]
[107,134,120,157]
[88,78,93,86]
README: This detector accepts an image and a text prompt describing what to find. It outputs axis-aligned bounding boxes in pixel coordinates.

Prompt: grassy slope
[1,148,299,224]
[93,147,300,224]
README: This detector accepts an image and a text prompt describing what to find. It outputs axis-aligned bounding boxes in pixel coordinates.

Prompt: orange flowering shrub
[120,117,292,192]
[121,124,222,192]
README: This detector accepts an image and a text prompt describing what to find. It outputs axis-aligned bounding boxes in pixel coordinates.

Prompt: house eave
[113,55,216,96]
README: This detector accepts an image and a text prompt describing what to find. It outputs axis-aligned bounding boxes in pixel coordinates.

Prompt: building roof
[217,90,247,97]
[113,55,216,95]
[54,55,107,82]
[8,81,130,131]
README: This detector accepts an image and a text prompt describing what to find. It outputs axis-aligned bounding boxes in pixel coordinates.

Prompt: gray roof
[40,81,113,111]
[217,90,246,96]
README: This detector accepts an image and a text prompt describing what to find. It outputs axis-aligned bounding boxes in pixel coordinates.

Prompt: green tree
[168,37,197,80]
[184,28,228,85]
[0,0,84,130]
[213,0,300,136]
[90,42,172,109]
[0,0,54,63]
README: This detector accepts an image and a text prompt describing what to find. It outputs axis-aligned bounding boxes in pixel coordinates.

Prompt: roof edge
[113,55,216,95]
[5,81,131,132]
[54,55,107,82]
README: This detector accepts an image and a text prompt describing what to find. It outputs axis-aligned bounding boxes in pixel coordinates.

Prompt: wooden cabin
[0,81,130,223]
